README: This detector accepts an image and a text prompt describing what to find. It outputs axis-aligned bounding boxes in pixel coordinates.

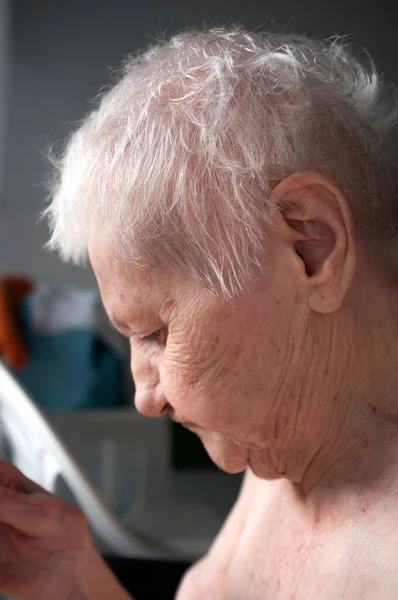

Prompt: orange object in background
[0,276,34,371]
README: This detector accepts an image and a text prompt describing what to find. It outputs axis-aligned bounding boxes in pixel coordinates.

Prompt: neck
[298,281,398,502]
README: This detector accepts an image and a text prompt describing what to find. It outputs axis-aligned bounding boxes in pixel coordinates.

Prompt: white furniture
[0,361,222,560]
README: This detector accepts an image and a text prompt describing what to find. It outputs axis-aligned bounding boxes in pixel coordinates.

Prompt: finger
[0,459,44,495]
[0,487,55,537]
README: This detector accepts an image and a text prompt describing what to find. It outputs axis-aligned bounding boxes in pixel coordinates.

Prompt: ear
[269,172,357,314]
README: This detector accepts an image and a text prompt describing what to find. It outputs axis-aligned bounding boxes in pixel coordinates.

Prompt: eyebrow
[108,315,130,333]
[108,310,161,336]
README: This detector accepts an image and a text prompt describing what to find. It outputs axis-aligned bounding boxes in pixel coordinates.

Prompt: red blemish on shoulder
[293,541,304,554]
[312,501,321,526]
[361,504,370,515]
[360,438,369,449]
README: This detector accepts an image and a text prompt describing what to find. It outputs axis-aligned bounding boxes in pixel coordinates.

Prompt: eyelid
[142,329,161,341]
[142,329,167,344]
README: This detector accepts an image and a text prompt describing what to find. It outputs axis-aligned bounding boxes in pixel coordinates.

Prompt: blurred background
[0,0,396,571]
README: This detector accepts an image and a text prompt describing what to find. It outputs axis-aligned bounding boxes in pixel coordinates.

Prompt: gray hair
[44,26,398,296]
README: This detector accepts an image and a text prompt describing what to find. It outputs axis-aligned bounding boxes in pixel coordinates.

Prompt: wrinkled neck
[299,284,398,503]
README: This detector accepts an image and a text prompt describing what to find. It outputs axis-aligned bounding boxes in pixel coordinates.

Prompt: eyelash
[142,329,166,344]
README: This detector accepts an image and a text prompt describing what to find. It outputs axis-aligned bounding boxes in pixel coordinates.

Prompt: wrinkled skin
[0,459,132,600]
[92,245,344,481]
[5,167,398,596]
[90,172,398,599]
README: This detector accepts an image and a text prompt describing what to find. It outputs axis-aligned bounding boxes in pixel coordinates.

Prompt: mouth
[183,423,202,434]
[169,412,200,432]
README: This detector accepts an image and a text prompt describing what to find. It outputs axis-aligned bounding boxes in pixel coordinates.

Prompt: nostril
[160,402,171,416]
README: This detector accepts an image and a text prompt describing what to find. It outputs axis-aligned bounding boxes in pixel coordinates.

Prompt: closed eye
[143,329,167,344]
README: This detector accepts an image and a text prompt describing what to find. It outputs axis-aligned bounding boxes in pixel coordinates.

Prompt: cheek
[160,300,307,446]
[159,332,232,423]
[159,330,262,435]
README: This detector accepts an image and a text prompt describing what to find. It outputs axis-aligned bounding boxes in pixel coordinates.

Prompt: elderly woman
[1,26,398,599]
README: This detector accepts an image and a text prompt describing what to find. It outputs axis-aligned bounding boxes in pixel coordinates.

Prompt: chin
[247,450,290,481]
[199,432,249,474]
[217,461,247,475]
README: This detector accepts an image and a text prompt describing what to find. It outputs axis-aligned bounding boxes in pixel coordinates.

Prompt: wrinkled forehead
[89,239,156,309]
[88,238,188,326]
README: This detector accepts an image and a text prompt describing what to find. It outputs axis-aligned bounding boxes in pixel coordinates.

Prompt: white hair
[44,26,398,296]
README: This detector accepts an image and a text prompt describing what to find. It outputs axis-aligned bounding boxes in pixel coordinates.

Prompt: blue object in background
[16,298,126,411]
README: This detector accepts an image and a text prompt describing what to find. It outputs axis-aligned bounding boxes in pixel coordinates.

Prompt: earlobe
[270,172,357,314]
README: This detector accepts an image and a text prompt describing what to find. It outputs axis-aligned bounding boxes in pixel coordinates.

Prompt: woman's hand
[0,458,133,600]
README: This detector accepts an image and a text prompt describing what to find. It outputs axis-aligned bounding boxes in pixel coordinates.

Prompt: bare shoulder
[175,555,220,600]
[208,469,278,560]
[176,470,279,600]
[344,505,398,598]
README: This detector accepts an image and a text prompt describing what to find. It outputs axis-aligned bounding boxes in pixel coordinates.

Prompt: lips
[170,412,200,432]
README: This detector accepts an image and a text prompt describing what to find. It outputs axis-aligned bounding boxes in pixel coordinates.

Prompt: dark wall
[1,0,397,285]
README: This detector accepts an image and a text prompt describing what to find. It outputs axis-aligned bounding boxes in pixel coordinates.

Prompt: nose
[130,344,169,418]
[134,379,170,418]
